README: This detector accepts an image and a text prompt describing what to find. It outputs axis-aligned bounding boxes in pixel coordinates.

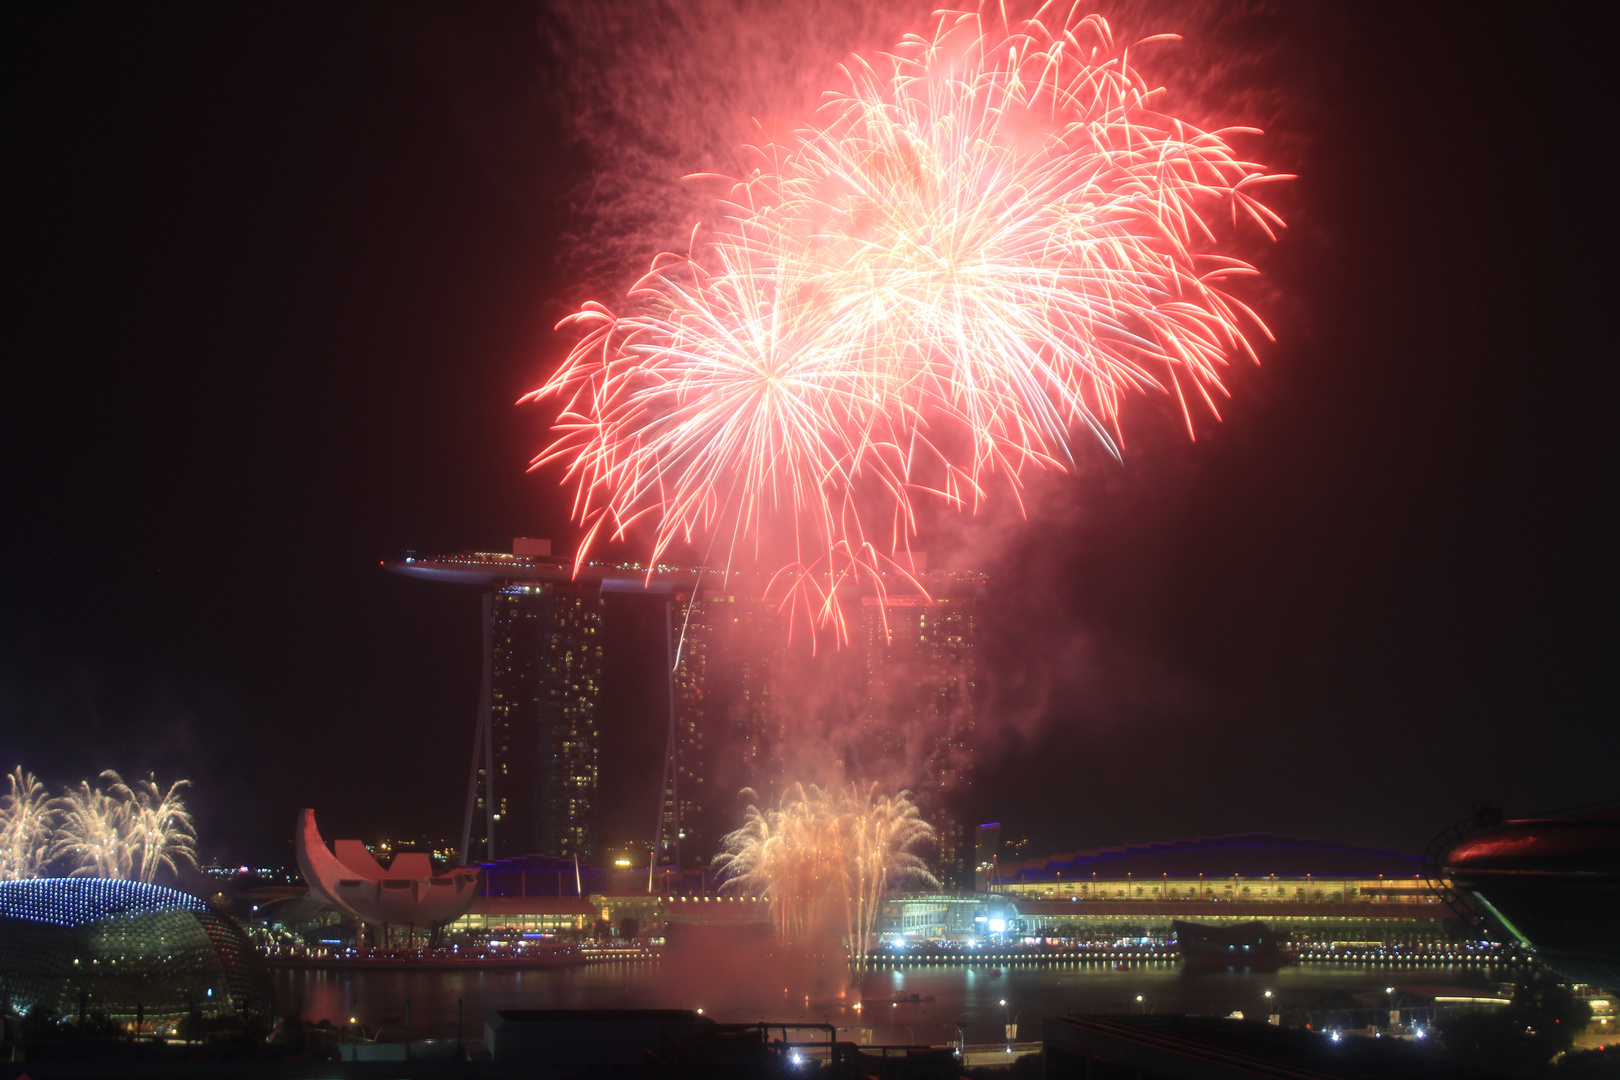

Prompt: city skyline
[394,543,987,880]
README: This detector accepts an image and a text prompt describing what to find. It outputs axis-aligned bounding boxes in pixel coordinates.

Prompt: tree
[1439,981,1592,1071]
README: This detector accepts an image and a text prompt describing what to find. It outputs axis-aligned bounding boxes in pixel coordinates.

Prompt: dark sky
[3,2,1613,868]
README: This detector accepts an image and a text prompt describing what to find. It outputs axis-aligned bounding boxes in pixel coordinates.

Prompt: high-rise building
[489,582,603,860]
[664,586,789,863]
[391,545,983,882]
[857,589,980,883]
[391,541,602,864]
[660,569,983,883]
[974,821,1002,892]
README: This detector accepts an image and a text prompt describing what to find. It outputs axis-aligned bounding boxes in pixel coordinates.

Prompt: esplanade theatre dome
[0,878,273,1023]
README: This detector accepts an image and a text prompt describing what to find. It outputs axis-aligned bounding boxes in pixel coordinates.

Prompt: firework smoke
[530,0,930,299]
[0,766,196,883]
[529,5,1287,643]
[716,781,935,985]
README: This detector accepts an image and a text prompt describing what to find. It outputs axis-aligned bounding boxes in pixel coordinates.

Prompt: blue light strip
[0,878,206,928]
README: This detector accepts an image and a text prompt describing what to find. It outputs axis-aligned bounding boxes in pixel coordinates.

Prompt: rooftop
[1001,834,1423,882]
[387,548,987,599]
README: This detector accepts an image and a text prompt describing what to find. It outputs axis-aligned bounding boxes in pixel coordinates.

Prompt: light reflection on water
[270,961,1502,1046]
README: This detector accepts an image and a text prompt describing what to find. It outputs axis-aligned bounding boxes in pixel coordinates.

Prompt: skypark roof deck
[387,549,987,600]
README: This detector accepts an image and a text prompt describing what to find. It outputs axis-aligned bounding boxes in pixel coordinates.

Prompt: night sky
[3,2,1613,868]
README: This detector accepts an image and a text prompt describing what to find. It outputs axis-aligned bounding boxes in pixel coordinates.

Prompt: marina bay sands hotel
[388,541,986,882]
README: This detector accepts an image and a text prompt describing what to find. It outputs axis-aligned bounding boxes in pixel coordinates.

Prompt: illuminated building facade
[488,582,603,860]
[392,540,602,864]
[879,836,1461,945]
[975,822,1002,892]
[973,834,1456,943]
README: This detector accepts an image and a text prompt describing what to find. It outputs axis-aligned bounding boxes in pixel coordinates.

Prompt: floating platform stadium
[962,833,1453,946]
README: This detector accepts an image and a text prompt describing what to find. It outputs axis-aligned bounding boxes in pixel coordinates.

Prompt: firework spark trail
[52,778,132,880]
[840,782,936,983]
[105,773,198,884]
[46,771,197,883]
[0,767,56,881]
[528,5,1288,643]
[716,782,935,984]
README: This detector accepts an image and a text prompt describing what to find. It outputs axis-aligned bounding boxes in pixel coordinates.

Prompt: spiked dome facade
[0,878,272,1023]
[295,810,479,934]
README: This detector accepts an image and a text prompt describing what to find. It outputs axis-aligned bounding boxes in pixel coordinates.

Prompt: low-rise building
[448,896,597,936]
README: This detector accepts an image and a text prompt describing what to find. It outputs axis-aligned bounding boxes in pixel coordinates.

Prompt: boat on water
[1172,920,1295,971]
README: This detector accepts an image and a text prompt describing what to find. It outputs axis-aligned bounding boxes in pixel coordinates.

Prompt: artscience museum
[294,809,479,943]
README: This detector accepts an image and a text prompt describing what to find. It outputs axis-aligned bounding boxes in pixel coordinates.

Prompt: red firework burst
[526,5,1290,644]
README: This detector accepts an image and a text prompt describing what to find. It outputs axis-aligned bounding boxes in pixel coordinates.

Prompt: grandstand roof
[1000,833,1422,881]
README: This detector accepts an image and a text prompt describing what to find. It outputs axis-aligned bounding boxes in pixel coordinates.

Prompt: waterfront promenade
[261,943,656,971]
[258,939,1521,972]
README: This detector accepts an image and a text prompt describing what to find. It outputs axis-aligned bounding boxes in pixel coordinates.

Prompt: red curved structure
[294,809,480,937]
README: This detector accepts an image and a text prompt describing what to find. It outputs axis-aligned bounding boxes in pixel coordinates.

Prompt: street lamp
[1000,999,1019,1051]
[1135,995,1144,1014]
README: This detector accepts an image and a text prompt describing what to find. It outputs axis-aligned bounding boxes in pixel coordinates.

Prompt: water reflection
[271,961,1505,1047]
